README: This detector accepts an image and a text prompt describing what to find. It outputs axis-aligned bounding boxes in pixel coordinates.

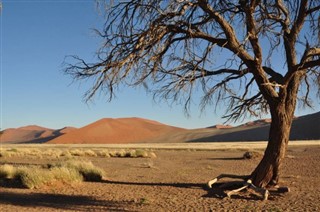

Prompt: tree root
[207,174,289,200]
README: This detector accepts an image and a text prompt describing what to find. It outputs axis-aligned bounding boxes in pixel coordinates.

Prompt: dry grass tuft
[69,149,86,157]
[0,164,15,179]
[96,150,111,158]
[14,167,53,189]
[0,147,156,160]
[49,167,83,183]
[108,149,156,158]
[0,160,105,189]
[53,160,105,182]
[60,150,73,158]
[134,149,149,158]
[83,149,97,157]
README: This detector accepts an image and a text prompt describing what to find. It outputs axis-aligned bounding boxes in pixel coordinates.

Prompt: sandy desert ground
[0,141,319,211]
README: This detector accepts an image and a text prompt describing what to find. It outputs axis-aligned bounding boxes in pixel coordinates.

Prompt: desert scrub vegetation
[0,148,62,158]
[109,149,156,158]
[0,160,105,189]
[0,147,156,159]
[0,164,15,179]
[52,160,105,182]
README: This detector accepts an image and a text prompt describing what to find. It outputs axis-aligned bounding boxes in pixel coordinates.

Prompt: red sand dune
[48,117,186,144]
[1,112,319,144]
[0,126,77,144]
[58,127,77,134]
[208,124,233,129]
[0,125,54,143]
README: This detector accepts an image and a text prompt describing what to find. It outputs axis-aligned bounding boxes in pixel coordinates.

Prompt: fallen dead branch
[207,174,289,200]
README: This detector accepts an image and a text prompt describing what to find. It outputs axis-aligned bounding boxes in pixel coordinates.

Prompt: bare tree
[65,0,320,198]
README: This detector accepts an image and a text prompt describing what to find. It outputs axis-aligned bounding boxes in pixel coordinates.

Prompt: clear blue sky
[0,1,318,130]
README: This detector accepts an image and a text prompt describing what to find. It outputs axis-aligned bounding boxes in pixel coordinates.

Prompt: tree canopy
[66,0,320,122]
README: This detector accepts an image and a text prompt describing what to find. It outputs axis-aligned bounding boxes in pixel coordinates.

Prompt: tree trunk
[250,104,295,188]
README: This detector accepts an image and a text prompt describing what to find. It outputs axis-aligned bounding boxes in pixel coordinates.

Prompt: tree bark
[250,104,295,188]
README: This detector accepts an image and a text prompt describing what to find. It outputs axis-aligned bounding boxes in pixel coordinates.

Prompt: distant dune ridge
[0,126,76,144]
[48,117,185,144]
[1,112,319,144]
[181,112,320,142]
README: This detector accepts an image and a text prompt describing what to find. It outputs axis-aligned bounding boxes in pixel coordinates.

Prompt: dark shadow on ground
[103,180,263,200]
[207,157,244,161]
[104,180,207,190]
[201,181,267,200]
[0,191,137,211]
[203,181,286,201]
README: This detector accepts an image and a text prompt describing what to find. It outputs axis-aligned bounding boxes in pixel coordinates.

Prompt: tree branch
[306,5,320,14]
[198,0,253,63]
[242,0,263,62]
[297,58,320,71]
[64,0,319,123]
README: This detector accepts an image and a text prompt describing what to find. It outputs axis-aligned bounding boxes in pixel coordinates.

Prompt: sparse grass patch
[14,166,54,189]
[7,148,18,152]
[135,149,149,158]
[29,148,42,157]
[49,167,83,183]
[96,150,110,158]
[0,147,156,159]
[0,160,105,189]
[116,149,127,157]
[129,149,157,158]
[0,148,20,158]
[60,150,73,158]
[70,149,86,157]
[42,149,62,158]
[266,206,282,212]
[84,149,97,157]
[148,152,157,158]
[0,150,12,158]
[53,160,105,182]
[138,197,149,205]
[107,149,156,158]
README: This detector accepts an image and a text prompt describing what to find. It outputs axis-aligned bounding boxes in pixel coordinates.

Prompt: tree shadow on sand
[0,191,136,211]
[105,180,207,189]
[204,181,284,200]
[103,180,238,199]
[207,157,245,161]
[104,180,282,201]
[202,181,263,200]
